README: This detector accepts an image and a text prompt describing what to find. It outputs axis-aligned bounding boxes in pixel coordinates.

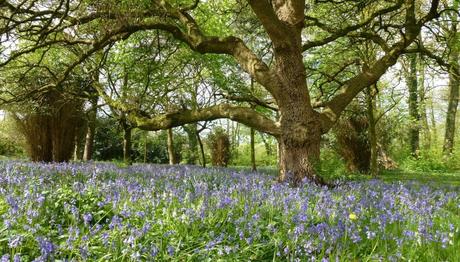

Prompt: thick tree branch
[130,104,281,137]
[92,80,281,136]
[247,0,290,45]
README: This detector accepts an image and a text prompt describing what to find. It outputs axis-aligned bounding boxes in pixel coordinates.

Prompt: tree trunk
[443,7,459,155]
[123,127,132,165]
[418,56,431,150]
[430,94,438,145]
[406,53,420,157]
[167,128,177,165]
[197,131,206,167]
[443,64,460,155]
[273,33,328,186]
[367,85,378,176]
[73,114,87,161]
[250,127,256,171]
[144,131,148,163]
[83,96,98,161]
[278,123,325,186]
[231,122,240,161]
[260,134,273,156]
[73,131,85,161]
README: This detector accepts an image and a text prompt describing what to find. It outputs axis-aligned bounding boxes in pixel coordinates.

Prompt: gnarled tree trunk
[270,27,326,185]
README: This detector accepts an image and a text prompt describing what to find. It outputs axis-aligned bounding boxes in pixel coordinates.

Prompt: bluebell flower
[36,237,55,258]
[83,213,92,225]
[8,235,23,248]
[167,245,175,256]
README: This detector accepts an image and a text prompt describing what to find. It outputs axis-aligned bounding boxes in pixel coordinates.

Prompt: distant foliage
[207,127,231,167]
[93,119,186,163]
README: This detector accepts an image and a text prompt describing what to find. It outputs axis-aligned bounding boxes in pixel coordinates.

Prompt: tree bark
[367,85,378,176]
[250,77,257,171]
[406,53,420,157]
[250,127,257,171]
[123,127,132,165]
[83,96,98,161]
[197,131,206,167]
[443,4,459,156]
[144,131,148,163]
[260,134,273,156]
[167,128,177,165]
[443,64,460,155]
[73,132,85,161]
[277,122,325,186]
[430,94,438,144]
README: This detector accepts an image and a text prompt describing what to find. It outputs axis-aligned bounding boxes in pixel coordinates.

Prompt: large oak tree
[0,0,442,185]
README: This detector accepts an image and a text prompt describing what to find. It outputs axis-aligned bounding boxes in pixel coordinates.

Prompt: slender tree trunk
[418,56,431,150]
[443,65,460,155]
[197,131,206,167]
[429,94,438,144]
[231,122,240,161]
[406,53,420,157]
[260,134,273,156]
[83,96,98,161]
[73,118,87,161]
[123,127,132,165]
[167,128,177,165]
[367,85,378,176]
[144,131,148,163]
[443,7,459,155]
[250,77,257,171]
[73,133,85,161]
[250,127,257,171]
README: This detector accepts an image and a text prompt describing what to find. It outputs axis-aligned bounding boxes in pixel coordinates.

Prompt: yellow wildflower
[349,212,358,220]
